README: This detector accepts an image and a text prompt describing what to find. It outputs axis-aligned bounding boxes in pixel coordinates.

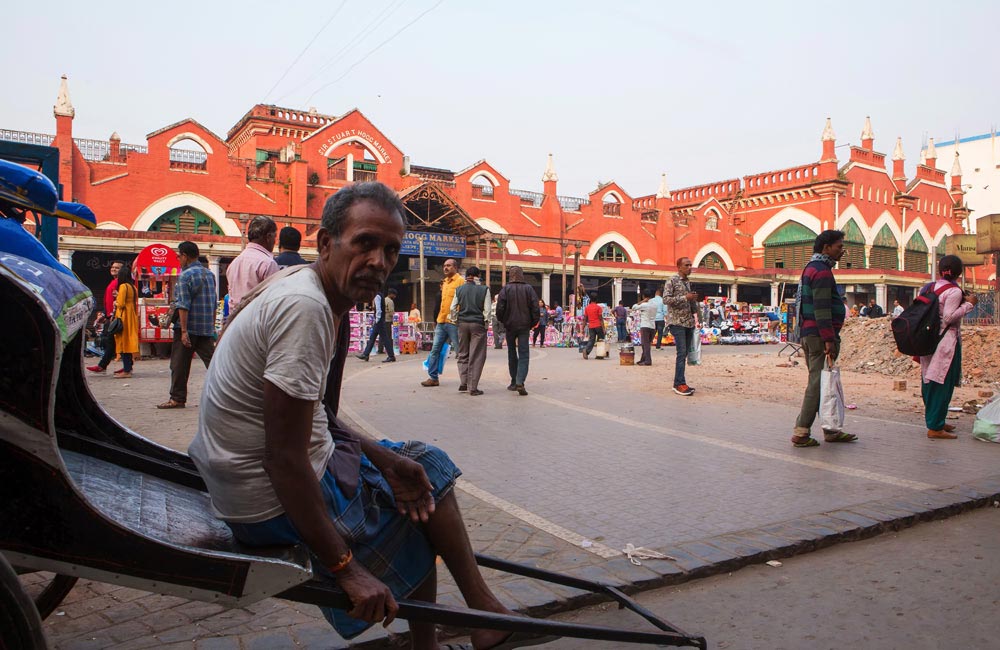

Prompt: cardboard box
[945,234,989,266]
[976,214,1000,254]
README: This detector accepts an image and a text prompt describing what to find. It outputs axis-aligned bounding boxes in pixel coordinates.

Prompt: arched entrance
[763,221,817,269]
[149,206,223,235]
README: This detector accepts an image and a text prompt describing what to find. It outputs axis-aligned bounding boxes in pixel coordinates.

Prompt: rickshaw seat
[61,449,308,569]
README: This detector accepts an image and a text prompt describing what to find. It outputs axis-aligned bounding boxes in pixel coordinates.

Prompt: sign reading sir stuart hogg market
[400,231,467,258]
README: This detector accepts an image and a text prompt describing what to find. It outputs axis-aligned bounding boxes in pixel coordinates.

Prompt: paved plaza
[39,344,1000,649]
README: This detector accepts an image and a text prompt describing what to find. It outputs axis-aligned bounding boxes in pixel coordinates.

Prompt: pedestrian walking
[791,230,858,447]
[112,263,139,378]
[226,215,278,309]
[920,255,977,440]
[651,288,666,349]
[87,259,124,374]
[531,300,548,347]
[157,241,218,409]
[356,289,397,362]
[664,258,700,395]
[635,289,657,365]
[451,266,491,395]
[421,258,464,387]
[582,293,606,360]
[490,295,505,349]
[612,300,628,342]
[495,266,539,395]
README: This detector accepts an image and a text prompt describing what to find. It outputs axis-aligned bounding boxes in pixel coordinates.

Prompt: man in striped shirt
[792,230,857,447]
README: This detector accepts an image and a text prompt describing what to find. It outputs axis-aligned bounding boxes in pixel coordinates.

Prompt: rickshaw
[0,158,705,649]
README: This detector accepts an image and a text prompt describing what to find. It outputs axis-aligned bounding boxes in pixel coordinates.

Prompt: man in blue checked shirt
[158,240,218,409]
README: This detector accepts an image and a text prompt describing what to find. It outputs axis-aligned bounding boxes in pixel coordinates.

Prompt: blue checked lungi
[228,439,461,639]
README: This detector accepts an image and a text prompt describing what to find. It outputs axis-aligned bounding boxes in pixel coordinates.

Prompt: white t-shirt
[189,268,336,523]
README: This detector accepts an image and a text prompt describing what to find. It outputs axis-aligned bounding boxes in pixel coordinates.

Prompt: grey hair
[247,215,276,243]
[320,181,405,239]
[508,266,525,282]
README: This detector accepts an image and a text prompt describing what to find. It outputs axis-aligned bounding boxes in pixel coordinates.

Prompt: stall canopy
[134,243,181,277]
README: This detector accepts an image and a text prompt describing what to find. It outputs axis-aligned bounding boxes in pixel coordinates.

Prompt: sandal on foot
[791,435,820,448]
[489,632,560,650]
[156,399,185,409]
[824,431,858,443]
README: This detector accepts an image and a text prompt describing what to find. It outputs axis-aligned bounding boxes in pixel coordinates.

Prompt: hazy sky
[4,0,996,199]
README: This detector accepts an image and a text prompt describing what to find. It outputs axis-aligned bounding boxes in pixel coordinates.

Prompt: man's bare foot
[468,605,516,649]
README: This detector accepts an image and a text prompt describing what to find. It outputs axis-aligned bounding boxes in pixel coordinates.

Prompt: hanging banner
[400,231,466,258]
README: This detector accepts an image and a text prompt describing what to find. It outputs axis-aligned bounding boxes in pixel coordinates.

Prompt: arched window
[149,206,222,235]
[840,218,866,269]
[705,210,720,230]
[698,252,725,269]
[870,224,899,270]
[763,221,817,269]
[470,173,495,201]
[602,193,622,217]
[904,231,929,273]
[168,137,208,171]
[595,242,628,262]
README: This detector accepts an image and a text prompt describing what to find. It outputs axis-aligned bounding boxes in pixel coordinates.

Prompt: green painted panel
[905,230,928,252]
[873,224,898,248]
[763,221,818,245]
[935,238,946,254]
[841,218,865,242]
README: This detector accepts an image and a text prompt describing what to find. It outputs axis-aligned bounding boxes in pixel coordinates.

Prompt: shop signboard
[976,214,1000,254]
[400,231,466,258]
[134,243,181,277]
[944,234,988,266]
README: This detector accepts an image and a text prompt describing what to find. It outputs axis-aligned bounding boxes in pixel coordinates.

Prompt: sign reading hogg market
[317,129,393,164]
[401,231,466,258]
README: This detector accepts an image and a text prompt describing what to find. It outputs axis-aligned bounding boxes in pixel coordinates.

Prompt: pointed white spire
[950,150,962,177]
[891,137,904,161]
[656,173,671,199]
[920,148,927,165]
[861,116,874,141]
[821,117,835,141]
[926,137,937,159]
[110,131,121,141]
[541,153,558,182]
[53,74,75,118]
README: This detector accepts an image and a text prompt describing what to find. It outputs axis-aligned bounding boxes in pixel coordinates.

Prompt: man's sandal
[156,400,185,409]
[791,435,820,448]
[824,431,858,443]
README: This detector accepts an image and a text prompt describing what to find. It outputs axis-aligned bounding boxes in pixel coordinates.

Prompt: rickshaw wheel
[1,554,48,649]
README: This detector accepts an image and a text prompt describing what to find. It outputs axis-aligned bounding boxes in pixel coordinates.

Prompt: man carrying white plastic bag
[791,229,859,448]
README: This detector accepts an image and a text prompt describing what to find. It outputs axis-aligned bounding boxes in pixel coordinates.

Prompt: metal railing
[965,293,996,326]
[353,170,377,183]
[73,137,147,161]
[0,129,54,146]
[510,188,544,207]
[471,185,495,200]
[558,195,589,211]
[602,202,621,216]
[168,148,208,164]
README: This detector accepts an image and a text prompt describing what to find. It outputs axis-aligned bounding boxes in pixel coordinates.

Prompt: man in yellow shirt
[421,258,465,387]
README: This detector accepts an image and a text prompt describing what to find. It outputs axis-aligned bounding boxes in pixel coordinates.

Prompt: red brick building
[5,77,976,311]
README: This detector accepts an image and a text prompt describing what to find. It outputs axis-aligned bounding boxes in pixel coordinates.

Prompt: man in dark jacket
[495,266,539,395]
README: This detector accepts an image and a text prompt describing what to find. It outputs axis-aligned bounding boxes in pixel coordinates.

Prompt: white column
[346,153,354,182]
[728,283,738,303]
[58,248,73,271]
[541,272,551,305]
[613,277,623,306]
[875,283,888,310]
[770,282,779,307]
[208,256,221,294]
[929,246,938,280]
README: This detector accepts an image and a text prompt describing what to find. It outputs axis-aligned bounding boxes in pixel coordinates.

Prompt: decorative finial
[861,116,874,141]
[53,74,75,118]
[891,137,904,161]
[542,153,558,182]
[926,137,937,159]
[950,150,962,177]
[110,131,121,141]
[656,173,671,199]
[920,148,927,165]
[821,117,835,141]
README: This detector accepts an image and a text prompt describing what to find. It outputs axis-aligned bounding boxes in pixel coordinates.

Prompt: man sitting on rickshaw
[189,182,534,650]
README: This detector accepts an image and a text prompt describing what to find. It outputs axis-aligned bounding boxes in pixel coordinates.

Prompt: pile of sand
[837,318,1000,386]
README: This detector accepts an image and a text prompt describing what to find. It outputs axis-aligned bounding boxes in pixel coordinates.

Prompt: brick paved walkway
[32,346,1000,649]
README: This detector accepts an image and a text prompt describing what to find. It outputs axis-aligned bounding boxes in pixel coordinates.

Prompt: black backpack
[891,281,960,356]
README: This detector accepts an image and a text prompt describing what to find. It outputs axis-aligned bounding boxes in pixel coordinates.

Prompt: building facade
[3,78,985,311]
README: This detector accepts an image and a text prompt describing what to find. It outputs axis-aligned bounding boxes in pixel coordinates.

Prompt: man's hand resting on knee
[381,456,435,523]
[337,562,399,626]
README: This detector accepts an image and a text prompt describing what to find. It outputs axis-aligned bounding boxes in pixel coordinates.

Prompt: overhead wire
[303,0,446,105]
[262,0,349,102]
[276,0,410,104]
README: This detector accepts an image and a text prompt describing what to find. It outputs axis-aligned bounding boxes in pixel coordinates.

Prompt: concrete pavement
[38,344,1000,649]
